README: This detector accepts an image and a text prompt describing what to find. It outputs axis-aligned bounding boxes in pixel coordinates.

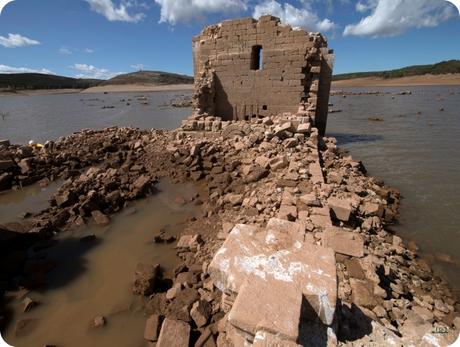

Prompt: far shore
[0,84,195,97]
[81,83,195,94]
[2,74,459,97]
[332,73,460,87]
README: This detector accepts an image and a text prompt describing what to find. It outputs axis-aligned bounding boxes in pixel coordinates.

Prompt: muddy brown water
[2,180,199,347]
[0,182,60,225]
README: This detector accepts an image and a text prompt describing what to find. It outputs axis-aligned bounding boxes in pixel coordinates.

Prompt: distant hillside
[101,71,194,86]
[333,60,460,81]
[0,73,102,90]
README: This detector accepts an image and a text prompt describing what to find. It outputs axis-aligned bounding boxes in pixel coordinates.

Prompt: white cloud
[0,33,40,48]
[0,64,53,74]
[253,0,335,32]
[154,0,248,24]
[131,63,145,70]
[86,0,145,22]
[71,63,123,79]
[59,47,72,54]
[84,48,94,53]
[344,0,456,37]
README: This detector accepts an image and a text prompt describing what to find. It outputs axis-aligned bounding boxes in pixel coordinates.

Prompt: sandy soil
[0,89,84,96]
[332,74,460,87]
[81,83,195,94]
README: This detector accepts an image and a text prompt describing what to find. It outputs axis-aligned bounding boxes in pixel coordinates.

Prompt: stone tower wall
[192,16,334,135]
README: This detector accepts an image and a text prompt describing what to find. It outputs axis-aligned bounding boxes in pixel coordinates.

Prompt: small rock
[91,210,110,226]
[191,300,212,328]
[22,297,38,312]
[89,316,106,329]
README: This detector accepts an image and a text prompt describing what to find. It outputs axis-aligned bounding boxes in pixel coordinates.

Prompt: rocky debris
[157,318,190,347]
[89,315,106,329]
[133,263,160,296]
[144,314,161,342]
[0,113,458,346]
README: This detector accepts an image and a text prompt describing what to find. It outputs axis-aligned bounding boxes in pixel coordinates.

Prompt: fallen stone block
[229,279,303,342]
[144,314,161,341]
[157,318,190,347]
[350,278,378,309]
[328,197,353,222]
[209,224,337,325]
[322,227,364,258]
[361,201,383,217]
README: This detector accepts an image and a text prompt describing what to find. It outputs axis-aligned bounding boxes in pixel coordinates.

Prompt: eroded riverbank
[0,118,459,346]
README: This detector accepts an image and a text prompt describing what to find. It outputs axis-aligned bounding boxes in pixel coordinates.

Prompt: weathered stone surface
[322,227,364,258]
[133,263,159,295]
[209,224,337,326]
[144,314,161,341]
[264,218,305,250]
[157,318,190,347]
[229,278,303,341]
[89,316,106,329]
[328,197,352,222]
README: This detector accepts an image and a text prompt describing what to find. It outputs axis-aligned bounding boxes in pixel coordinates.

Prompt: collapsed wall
[191,16,334,135]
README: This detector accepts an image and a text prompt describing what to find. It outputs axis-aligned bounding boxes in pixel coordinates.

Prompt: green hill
[333,60,460,81]
[0,73,102,90]
[101,71,194,86]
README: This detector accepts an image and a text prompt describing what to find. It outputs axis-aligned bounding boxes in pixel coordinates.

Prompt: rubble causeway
[0,113,459,346]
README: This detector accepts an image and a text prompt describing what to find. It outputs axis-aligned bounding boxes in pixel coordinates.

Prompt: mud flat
[0,117,459,346]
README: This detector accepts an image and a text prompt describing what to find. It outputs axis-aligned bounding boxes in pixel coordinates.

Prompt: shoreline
[2,75,459,98]
[0,84,195,97]
[0,118,458,346]
[332,73,460,87]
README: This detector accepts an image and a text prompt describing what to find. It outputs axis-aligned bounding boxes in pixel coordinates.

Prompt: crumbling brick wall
[192,16,334,135]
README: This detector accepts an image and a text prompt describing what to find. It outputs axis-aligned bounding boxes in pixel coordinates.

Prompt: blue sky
[0,0,459,78]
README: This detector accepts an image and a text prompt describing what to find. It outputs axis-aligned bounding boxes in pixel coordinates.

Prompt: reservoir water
[1,86,459,295]
[328,85,460,294]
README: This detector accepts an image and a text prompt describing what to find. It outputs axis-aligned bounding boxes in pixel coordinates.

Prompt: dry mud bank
[0,117,459,346]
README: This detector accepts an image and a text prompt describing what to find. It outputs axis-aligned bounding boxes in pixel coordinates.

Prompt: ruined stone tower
[192,16,334,135]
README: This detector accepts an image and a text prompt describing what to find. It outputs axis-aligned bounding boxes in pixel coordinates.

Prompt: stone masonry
[192,16,334,135]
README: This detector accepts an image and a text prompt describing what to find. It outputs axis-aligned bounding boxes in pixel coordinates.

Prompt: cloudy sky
[0,0,459,78]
